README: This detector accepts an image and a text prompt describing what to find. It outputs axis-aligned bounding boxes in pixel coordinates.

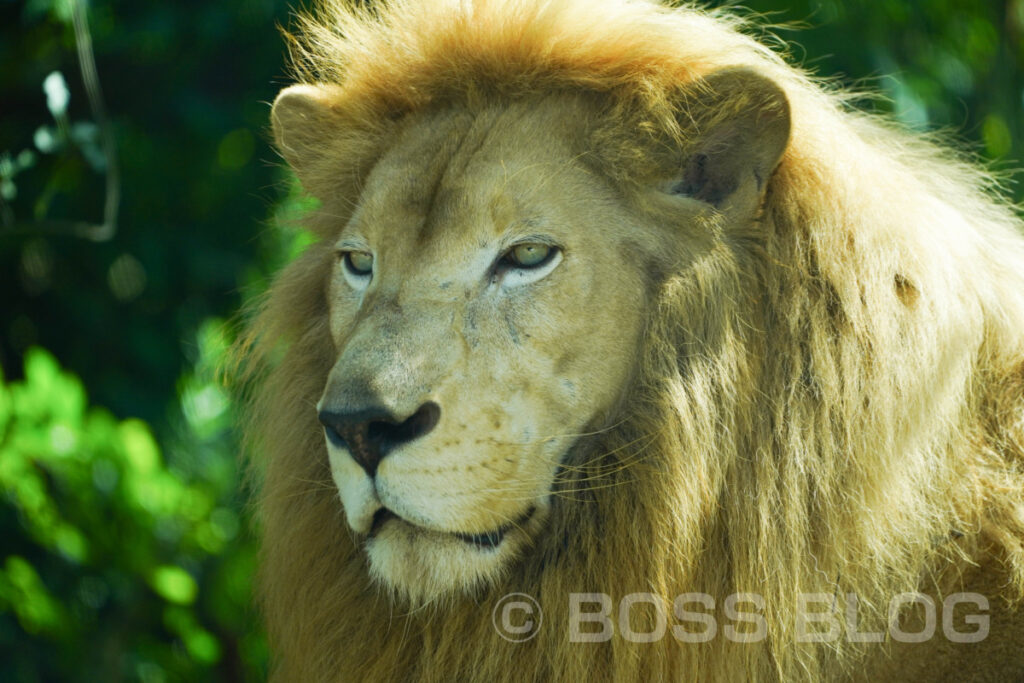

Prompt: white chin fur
[365,517,525,605]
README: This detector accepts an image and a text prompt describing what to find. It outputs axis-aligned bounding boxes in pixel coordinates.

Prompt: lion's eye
[504,243,554,269]
[342,251,374,277]
[494,241,563,288]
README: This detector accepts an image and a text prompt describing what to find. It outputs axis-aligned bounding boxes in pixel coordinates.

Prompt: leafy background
[1,0,1021,680]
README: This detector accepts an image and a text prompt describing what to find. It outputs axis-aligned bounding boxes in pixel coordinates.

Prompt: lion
[240,0,1024,680]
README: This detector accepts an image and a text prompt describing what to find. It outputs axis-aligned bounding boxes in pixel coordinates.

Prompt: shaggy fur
[241,0,1024,680]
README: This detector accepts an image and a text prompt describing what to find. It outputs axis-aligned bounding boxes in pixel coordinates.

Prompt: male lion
[242,0,1024,680]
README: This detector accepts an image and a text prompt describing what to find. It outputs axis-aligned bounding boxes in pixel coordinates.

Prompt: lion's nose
[317,402,441,477]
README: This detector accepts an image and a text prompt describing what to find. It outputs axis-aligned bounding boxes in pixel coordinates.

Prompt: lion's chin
[364,511,535,605]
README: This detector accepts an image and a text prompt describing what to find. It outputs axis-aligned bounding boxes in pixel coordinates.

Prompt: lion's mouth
[369,506,536,549]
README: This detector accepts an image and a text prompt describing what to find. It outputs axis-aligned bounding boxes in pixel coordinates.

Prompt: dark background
[1,0,1021,679]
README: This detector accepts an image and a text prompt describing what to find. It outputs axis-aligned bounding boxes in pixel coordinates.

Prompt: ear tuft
[670,68,791,214]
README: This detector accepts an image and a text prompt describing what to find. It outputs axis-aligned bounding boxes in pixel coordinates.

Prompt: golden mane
[242,0,1024,679]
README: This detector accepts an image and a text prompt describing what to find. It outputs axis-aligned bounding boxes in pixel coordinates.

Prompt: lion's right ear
[665,68,791,219]
[271,84,344,182]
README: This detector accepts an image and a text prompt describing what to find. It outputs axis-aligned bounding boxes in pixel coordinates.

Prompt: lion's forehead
[345,98,590,259]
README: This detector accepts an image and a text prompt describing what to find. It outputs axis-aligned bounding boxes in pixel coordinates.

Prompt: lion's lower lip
[453,506,536,549]
[453,529,506,548]
[368,506,536,550]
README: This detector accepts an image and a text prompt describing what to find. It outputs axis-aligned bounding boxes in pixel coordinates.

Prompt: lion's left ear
[667,67,790,217]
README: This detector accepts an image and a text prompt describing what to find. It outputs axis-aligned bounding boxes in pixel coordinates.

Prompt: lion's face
[273,70,790,602]
[315,98,650,600]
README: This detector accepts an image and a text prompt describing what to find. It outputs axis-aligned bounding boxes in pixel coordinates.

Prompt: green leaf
[120,419,160,474]
[0,556,66,636]
[149,565,198,606]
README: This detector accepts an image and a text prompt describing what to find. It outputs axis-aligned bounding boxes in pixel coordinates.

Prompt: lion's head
[243,0,1024,679]
[271,70,789,602]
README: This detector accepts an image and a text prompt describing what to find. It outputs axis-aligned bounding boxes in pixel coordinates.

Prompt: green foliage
[0,342,266,682]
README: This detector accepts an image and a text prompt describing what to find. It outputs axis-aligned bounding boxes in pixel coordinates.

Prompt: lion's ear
[271,84,344,182]
[668,68,790,216]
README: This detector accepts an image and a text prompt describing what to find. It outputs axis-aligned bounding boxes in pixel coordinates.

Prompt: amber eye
[341,250,373,277]
[504,243,554,269]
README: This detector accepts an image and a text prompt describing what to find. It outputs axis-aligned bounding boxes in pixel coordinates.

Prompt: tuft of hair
[240,0,1024,680]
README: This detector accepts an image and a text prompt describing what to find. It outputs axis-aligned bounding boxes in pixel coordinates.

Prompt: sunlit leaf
[149,565,198,605]
[54,524,89,563]
[120,419,160,474]
[0,556,66,636]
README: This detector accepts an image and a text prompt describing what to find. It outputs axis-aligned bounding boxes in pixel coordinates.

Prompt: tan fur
[239,1,1024,680]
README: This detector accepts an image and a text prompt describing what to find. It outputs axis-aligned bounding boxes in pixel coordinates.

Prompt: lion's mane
[241,0,1024,679]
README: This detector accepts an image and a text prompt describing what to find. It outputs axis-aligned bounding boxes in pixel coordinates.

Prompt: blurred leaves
[0,341,265,681]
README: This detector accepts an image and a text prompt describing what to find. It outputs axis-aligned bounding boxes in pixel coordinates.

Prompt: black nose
[317,402,441,476]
